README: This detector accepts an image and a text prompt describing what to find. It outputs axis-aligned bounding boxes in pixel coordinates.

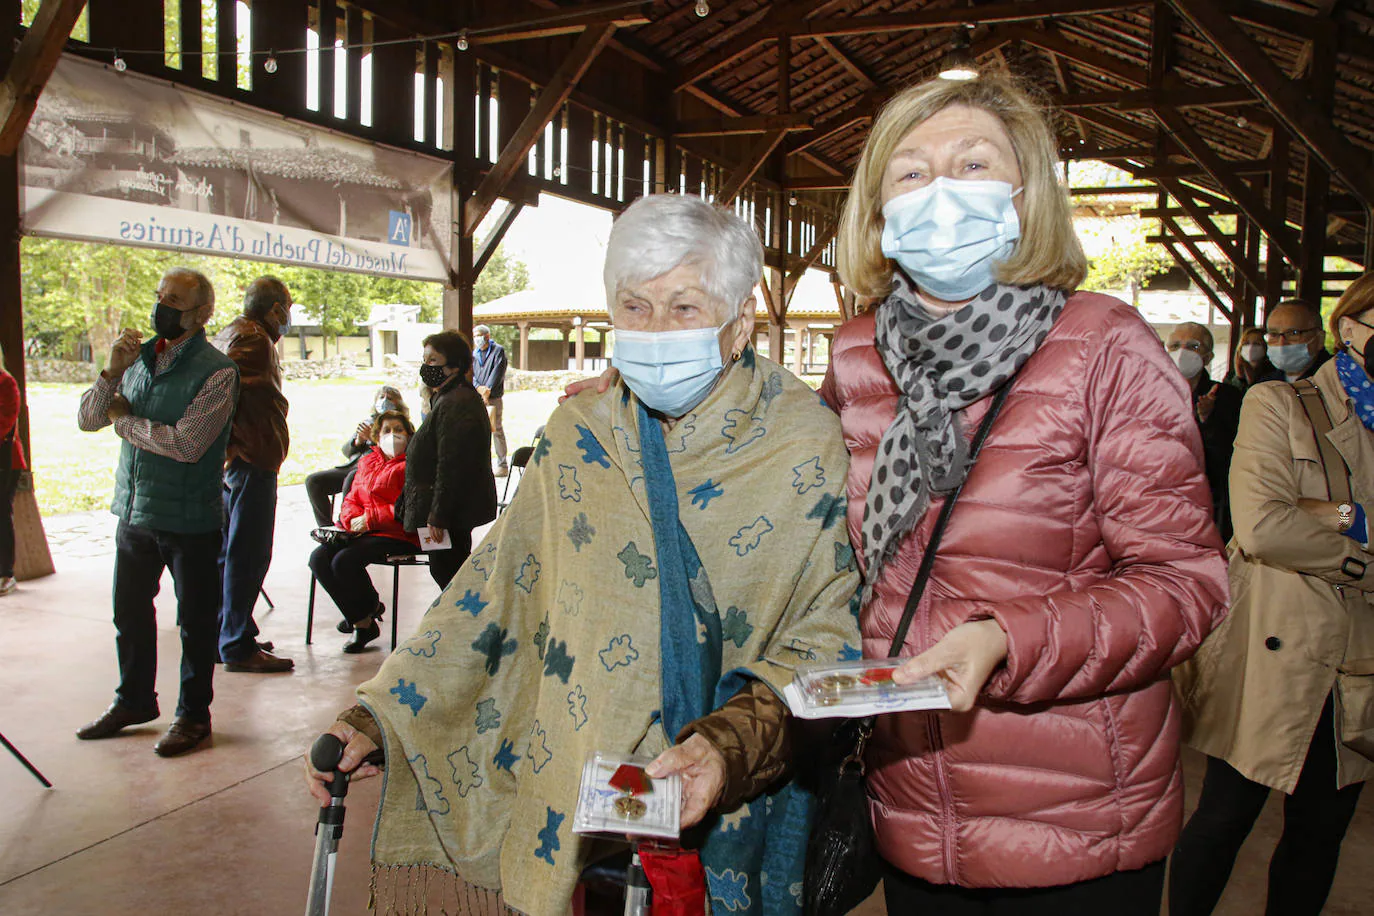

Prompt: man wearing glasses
[1260,299,1331,383]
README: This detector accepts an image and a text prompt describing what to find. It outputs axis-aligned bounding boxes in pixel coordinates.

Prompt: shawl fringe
[369,864,518,916]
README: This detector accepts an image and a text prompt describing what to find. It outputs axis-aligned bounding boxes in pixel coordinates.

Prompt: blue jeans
[218,458,278,663]
[113,521,221,721]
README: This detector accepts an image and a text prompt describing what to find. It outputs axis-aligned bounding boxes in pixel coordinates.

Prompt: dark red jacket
[213,316,289,472]
[340,448,418,546]
[0,370,26,470]
[823,291,1228,888]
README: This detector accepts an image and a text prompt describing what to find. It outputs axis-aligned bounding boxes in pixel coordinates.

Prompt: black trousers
[0,471,18,577]
[426,528,472,590]
[304,466,351,527]
[1169,695,1364,916]
[112,521,221,722]
[308,535,418,624]
[884,860,1165,915]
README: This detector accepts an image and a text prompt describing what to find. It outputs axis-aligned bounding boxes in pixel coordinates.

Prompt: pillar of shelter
[573,319,586,371]
[788,319,807,377]
[517,321,530,370]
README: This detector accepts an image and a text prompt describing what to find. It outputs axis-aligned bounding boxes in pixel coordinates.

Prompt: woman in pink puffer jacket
[821,74,1229,914]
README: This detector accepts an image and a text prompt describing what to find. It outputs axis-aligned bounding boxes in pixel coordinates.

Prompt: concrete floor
[2,486,1373,915]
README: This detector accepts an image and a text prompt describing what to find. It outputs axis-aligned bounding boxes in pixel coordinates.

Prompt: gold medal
[614,796,647,819]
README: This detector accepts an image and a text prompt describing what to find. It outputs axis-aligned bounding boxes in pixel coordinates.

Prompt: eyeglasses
[1264,327,1318,343]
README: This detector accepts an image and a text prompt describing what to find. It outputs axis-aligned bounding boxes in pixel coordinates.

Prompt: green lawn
[27,379,562,516]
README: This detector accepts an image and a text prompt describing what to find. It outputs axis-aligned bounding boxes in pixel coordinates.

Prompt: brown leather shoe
[153,718,211,757]
[223,648,295,673]
[76,702,159,740]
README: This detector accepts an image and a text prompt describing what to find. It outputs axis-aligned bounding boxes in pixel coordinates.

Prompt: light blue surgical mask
[881,176,1023,302]
[613,320,732,417]
[1268,342,1314,375]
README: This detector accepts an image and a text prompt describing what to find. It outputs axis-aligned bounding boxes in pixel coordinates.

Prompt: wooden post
[574,320,586,371]
[518,320,530,370]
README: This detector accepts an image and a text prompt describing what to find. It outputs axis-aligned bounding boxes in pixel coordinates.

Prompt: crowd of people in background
[35,67,1374,916]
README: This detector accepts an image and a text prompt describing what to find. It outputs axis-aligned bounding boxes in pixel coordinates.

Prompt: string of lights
[51,0,708,73]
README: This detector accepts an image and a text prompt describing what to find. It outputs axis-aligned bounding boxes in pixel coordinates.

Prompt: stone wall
[280,356,358,380]
[27,359,99,384]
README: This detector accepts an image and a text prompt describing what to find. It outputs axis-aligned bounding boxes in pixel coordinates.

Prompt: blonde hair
[1329,273,1374,352]
[837,74,1087,299]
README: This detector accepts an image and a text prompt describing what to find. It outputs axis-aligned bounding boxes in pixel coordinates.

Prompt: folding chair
[306,552,430,651]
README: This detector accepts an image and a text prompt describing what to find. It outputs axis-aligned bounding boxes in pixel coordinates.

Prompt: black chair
[306,551,429,651]
[498,446,535,514]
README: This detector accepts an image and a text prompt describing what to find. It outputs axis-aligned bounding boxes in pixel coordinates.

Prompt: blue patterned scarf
[1336,351,1374,431]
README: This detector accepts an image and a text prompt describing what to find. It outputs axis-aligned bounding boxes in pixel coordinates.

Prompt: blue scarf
[639,401,812,916]
[1335,351,1374,431]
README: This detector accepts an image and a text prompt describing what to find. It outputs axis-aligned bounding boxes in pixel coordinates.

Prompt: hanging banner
[19,54,453,283]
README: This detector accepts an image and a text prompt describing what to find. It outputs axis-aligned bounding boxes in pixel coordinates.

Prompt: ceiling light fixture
[939,30,978,81]
[695,1,710,17]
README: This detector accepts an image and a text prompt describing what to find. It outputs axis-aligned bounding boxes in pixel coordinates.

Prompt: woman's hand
[349,515,368,533]
[1297,498,1345,531]
[559,367,620,404]
[354,421,371,447]
[891,619,1009,713]
[645,734,726,829]
[427,524,446,544]
[303,722,381,806]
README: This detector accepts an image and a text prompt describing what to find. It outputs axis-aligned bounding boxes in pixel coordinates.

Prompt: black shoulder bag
[803,383,1012,916]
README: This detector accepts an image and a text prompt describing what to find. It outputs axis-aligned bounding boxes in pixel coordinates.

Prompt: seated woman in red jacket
[308,410,419,652]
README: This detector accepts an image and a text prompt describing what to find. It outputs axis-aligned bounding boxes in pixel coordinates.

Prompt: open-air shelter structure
[2,0,1374,513]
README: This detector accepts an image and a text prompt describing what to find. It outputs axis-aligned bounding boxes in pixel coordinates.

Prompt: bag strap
[886,383,1013,657]
[1293,379,1353,504]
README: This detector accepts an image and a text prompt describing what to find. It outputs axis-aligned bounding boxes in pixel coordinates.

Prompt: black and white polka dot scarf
[861,274,1065,602]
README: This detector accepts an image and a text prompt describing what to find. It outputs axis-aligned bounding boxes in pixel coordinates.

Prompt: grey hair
[603,194,763,319]
[244,276,289,321]
[473,324,492,337]
[164,267,215,316]
[1174,321,1213,352]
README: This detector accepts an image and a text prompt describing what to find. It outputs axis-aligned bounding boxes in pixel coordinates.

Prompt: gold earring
[731,350,742,362]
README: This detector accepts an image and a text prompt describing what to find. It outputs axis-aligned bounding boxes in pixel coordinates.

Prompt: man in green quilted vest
[74,268,239,758]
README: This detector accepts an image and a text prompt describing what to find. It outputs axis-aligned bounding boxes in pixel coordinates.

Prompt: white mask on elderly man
[1171,348,1205,380]
[380,432,408,458]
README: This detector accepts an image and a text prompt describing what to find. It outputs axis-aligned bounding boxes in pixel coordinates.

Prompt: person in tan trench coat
[1171,272,1374,916]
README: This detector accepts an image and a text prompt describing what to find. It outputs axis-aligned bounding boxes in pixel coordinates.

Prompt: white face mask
[380,432,407,458]
[1240,344,1266,366]
[1172,348,1205,380]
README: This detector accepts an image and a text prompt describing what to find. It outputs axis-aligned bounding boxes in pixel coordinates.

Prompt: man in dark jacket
[1168,322,1243,541]
[472,324,509,476]
[75,268,237,756]
[211,277,294,673]
[402,330,497,589]
[1258,299,1332,384]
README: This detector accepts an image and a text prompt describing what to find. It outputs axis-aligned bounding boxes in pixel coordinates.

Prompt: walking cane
[305,733,375,916]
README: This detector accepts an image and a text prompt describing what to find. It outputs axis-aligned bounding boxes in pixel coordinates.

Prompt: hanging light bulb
[789,194,798,207]
[938,30,977,81]
[1235,115,1249,129]
[552,166,561,178]
[113,49,127,72]
[695,0,710,18]
[264,51,278,74]
[457,31,469,52]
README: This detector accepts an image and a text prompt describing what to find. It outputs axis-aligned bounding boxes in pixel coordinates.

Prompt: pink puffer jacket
[822,290,1228,889]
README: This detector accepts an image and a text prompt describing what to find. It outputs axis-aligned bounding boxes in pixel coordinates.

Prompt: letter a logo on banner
[387,210,412,246]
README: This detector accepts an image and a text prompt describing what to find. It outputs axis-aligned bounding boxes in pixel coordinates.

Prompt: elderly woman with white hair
[305,193,861,916]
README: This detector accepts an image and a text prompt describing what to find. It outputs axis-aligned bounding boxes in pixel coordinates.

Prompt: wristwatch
[1337,502,1355,533]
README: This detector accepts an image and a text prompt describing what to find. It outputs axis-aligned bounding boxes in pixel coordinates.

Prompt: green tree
[473,245,531,353]
[1082,238,1175,306]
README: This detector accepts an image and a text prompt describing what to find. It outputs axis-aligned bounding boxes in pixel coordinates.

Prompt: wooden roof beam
[464,24,617,234]
[1154,105,1302,261]
[1161,239,1234,318]
[718,129,789,205]
[1054,85,1254,110]
[1009,24,1147,86]
[788,0,1152,39]
[675,113,812,137]
[1133,158,1270,178]
[673,0,835,90]
[0,0,88,156]
[1158,176,1269,290]
[1169,0,1374,208]
[812,36,878,89]
[788,176,851,191]
[473,202,525,278]
[1162,215,1236,293]
[466,2,650,44]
